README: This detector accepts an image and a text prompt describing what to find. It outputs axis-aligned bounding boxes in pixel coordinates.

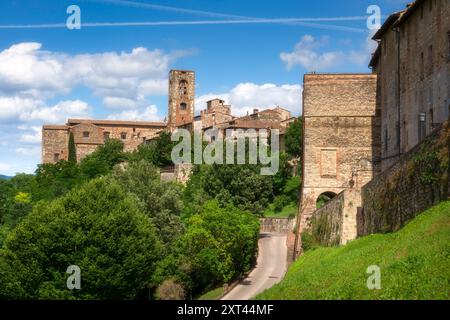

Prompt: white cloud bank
[280,33,377,72]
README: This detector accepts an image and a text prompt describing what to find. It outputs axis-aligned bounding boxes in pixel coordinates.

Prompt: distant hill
[0,174,12,180]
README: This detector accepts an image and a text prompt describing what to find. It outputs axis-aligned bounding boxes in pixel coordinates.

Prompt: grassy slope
[197,287,225,300]
[264,203,297,218]
[257,201,450,300]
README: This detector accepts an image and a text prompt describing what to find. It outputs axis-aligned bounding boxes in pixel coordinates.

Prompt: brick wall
[359,121,449,235]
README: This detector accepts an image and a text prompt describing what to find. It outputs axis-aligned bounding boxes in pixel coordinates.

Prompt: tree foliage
[68,131,77,164]
[0,177,161,299]
[112,161,184,246]
[285,117,303,158]
[153,201,259,296]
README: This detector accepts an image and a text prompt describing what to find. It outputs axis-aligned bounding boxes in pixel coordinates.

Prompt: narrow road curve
[221,232,287,300]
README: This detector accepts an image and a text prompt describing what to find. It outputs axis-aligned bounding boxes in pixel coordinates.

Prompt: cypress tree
[68,131,77,163]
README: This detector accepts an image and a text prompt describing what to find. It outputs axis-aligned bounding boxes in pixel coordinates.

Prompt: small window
[121,132,127,140]
[429,0,433,11]
[83,131,90,138]
[180,103,187,110]
[103,132,110,141]
[54,153,60,162]
[420,6,424,19]
[447,31,450,59]
[418,113,426,142]
[133,128,136,133]
[179,80,188,96]
[420,52,424,80]
[384,129,388,152]
[428,45,433,75]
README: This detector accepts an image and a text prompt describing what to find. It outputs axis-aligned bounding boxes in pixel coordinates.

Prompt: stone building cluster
[42,69,295,164]
[295,0,449,256]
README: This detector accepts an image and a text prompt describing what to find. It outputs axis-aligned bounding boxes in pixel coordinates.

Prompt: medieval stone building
[369,0,450,170]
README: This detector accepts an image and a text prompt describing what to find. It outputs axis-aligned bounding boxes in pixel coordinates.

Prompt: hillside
[257,201,450,300]
[0,175,11,180]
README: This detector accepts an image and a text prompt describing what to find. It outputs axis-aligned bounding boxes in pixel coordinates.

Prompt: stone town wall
[260,218,295,234]
[359,122,449,235]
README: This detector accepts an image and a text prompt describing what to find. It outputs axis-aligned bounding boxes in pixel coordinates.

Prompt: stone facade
[370,0,450,170]
[42,119,166,164]
[295,74,381,253]
[167,70,195,130]
[41,125,69,163]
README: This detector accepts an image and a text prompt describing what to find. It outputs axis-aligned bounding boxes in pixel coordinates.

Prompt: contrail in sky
[0,0,374,33]
[0,19,366,33]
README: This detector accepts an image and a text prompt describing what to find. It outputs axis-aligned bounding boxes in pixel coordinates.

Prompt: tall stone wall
[295,73,380,256]
[359,122,449,236]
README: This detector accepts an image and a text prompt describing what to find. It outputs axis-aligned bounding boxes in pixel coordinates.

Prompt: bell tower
[168,70,195,130]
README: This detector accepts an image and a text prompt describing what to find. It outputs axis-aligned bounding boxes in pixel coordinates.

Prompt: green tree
[285,117,303,158]
[154,201,259,296]
[0,177,161,299]
[129,131,174,168]
[68,131,77,163]
[112,161,184,246]
[79,139,126,179]
[184,163,273,216]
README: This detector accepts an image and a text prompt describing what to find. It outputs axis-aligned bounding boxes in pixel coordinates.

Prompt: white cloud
[280,34,377,72]
[15,146,40,157]
[102,96,139,109]
[0,162,10,172]
[21,100,91,123]
[106,105,162,121]
[196,82,302,116]
[0,43,192,105]
[19,126,41,144]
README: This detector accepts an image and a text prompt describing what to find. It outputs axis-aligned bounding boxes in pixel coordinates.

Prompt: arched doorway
[316,191,337,209]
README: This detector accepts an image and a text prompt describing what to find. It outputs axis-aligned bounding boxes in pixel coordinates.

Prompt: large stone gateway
[294,73,381,256]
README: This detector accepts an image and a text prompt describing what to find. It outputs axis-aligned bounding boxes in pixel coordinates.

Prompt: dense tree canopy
[0,177,161,299]
[112,161,184,246]
[284,117,303,158]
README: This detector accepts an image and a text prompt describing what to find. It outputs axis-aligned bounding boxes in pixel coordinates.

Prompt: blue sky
[0,0,410,175]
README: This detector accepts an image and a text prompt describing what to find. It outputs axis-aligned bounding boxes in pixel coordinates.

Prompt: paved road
[221,233,287,300]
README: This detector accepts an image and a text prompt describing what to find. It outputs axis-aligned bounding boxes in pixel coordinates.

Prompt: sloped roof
[67,118,166,127]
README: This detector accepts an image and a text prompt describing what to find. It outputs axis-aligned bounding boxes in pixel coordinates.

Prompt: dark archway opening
[316,191,337,209]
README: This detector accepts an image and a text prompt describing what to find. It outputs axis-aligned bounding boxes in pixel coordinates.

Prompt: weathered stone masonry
[359,122,449,235]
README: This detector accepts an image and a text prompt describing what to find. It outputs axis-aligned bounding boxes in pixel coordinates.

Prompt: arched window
[180,103,187,110]
[316,191,337,209]
[179,80,188,96]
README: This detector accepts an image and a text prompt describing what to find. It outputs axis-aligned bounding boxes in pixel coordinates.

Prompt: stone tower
[168,70,195,130]
[295,74,381,253]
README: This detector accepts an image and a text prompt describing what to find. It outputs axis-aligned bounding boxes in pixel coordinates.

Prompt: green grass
[197,287,225,300]
[257,201,450,300]
[264,203,297,218]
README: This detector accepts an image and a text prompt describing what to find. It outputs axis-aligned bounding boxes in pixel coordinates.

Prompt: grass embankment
[197,287,225,300]
[264,203,297,218]
[257,201,450,300]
